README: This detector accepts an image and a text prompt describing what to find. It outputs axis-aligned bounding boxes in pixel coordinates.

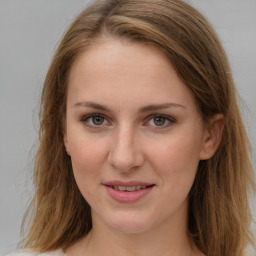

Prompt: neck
[70,207,196,256]
[88,224,192,256]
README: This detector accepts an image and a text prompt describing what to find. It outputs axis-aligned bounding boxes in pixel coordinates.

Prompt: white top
[5,249,65,256]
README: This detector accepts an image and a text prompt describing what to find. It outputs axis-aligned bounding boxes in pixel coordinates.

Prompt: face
[64,39,210,234]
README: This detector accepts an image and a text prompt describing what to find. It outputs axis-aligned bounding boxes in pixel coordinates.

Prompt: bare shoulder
[5,249,65,256]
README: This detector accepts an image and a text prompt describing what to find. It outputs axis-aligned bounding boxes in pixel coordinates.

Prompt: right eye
[81,114,108,127]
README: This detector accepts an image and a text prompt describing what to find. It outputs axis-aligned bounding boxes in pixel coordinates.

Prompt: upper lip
[103,180,154,187]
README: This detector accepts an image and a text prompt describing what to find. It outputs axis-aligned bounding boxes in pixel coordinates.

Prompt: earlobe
[63,132,70,156]
[64,140,70,155]
[62,117,70,155]
[199,114,225,160]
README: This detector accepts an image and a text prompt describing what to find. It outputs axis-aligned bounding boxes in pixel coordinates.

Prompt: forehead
[67,38,196,113]
[69,38,173,79]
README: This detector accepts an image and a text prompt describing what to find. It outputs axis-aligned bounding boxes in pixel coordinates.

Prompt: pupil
[154,117,165,126]
[93,116,104,125]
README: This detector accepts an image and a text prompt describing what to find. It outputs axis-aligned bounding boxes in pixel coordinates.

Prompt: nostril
[107,147,145,172]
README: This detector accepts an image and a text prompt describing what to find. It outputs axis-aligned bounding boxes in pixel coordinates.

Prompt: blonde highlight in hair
[22,1,255,255]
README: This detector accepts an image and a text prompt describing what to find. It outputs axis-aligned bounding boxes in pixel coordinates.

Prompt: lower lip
[104,185,154,203]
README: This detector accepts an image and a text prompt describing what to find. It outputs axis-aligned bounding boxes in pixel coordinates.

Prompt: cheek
[68,136,107,194]
[147,133,202,188]
[151,134,201,169]
[69,131,107,169]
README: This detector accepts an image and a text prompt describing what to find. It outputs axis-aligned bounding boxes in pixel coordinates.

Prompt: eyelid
[148,114,176,122]
[144,114,176,128]
[81,113,106,121]
[80,113,176,129]
[81,113,111,128]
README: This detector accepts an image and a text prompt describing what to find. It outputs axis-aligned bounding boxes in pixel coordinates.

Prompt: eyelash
[146,114,176,129]
[80,113,176,129]
[81,113,109,128]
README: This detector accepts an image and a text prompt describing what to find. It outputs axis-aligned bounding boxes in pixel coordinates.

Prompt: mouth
[105,184,155,192]
[103,181,155,203]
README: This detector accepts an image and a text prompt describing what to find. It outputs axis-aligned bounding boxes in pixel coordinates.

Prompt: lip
[103,180,153,187]
[102,180,155,203]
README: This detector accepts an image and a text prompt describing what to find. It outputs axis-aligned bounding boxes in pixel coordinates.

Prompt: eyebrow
[72,101,185,112]
[73,102,112,112]
[138,103,186,112]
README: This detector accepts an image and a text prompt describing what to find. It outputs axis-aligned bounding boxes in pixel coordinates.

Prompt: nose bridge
[108,123,143,171]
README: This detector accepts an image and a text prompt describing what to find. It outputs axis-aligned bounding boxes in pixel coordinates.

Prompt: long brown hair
[22,0,255,255]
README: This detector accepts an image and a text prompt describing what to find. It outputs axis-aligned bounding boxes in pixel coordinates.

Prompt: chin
[111,222,152,234]
[101,211,157,234]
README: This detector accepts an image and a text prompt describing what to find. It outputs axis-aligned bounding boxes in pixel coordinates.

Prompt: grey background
[0,0,255,255]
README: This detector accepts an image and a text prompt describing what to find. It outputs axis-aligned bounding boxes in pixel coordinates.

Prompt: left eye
[82,114,107,126]
[147,115,175,127]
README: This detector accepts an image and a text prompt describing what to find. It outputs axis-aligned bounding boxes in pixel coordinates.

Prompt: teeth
[127,186,137,192]
[113,185,147,192]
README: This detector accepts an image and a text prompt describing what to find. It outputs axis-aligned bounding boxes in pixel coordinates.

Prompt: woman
[9,0,255,255]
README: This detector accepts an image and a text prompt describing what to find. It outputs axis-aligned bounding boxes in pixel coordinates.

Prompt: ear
[63,133,70,155]
[62,121,70,155]
[199,114,225,160]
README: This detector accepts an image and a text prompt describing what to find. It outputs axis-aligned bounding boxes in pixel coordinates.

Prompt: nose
[107,126,144,172]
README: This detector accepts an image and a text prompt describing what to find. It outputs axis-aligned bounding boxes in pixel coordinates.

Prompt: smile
[103,182,155,203]
[106,185,152,192]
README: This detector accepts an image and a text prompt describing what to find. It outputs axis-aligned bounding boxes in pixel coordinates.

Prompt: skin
[64,38,223,256]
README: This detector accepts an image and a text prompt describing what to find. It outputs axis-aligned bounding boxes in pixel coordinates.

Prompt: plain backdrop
[0,0,255,255]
